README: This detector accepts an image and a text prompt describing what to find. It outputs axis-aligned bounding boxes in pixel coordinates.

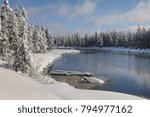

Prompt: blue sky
[1,0,150,35]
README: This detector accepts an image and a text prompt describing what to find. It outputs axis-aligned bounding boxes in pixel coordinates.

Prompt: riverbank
[52,75,107,90]
[55,47,150,55]
[0,49,146,100]
[32,49,80,73]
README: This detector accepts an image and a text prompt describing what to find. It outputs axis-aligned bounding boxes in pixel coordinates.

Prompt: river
[53,50,150,98]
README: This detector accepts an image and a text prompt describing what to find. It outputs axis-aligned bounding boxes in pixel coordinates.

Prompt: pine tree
[0,0,12,60]
[33,25,48,53]
[40,25,48,51]
[8,8,20,51]
[10,6,33,75]
[27,25,34,52]
[0,17,2,55]
[12,40,33,75]
[17,7,29,46]
[45,29,54,49]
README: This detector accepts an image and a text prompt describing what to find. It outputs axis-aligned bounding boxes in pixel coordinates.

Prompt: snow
[85,77,105,84]
[32,49,80,73]
[0,49,146,100]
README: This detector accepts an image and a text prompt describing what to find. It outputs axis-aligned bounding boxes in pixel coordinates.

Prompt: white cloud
[123,1,150,23]
[27,0,99,19]
[74,0,97,16]
[27,5,53,16]
[128,25,144,32]
[57,4,71,16]
[90,0,150,26]
[128,24,150,31]
[49,22,65,29]
[90,12,120,26]
[57,0,100,18]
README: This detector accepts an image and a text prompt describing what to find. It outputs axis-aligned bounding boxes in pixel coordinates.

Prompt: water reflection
[53,51,150,97]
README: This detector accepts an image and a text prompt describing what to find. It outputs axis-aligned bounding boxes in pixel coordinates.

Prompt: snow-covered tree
[40,26,48,51]
[45,29,54,49]
[8,8,20,51]
[27,25,34,52]
[11,6,34,75]
[12,39,33,75]
[0,17,2,54]
[16,7,29,46]
[0,0,12,60]
[32,25,47,53]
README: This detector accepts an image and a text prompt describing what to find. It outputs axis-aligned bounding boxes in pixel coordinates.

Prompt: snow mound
[81,76,104,84]
[0,66,144,100]
[88,77,105,84]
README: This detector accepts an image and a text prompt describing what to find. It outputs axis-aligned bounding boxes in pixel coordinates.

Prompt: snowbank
[32,49,80,72]
[0,49,146,100]
[0,62,144,100]
[85,77,105,84]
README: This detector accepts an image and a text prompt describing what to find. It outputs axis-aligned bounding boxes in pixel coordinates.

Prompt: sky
[1,0,150,36]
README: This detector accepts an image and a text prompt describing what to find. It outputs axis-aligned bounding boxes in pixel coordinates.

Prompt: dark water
[53,51,150,98]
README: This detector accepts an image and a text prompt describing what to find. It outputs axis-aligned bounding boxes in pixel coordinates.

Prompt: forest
[54,27,150,49]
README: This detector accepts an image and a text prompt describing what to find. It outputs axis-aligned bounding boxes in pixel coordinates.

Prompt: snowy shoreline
[0,49,146,100]
[32,49,80,73]
[55,47,150,55]
[79,47,150,55]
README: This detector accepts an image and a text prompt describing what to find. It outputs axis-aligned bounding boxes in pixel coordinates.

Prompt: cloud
[56,4,71,16]
[128,24,150,31]
[57,0,100,18]
[73,0,97,16]
[90,11,120,26]
[49,22,65,29]
[26,5,53,16]
[123,1,150,23]
[27,0,99,19]
[90,0,150,26]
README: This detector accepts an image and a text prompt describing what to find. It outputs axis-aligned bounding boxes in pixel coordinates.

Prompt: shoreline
[52,75,108,90]
[55,47,150,56]
[32,49,80,73]
[35,48,146,99]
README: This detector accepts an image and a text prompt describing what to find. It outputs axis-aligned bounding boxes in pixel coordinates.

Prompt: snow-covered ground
[32,49,80,73]
[81,76,105,84]
[0,49,146,100]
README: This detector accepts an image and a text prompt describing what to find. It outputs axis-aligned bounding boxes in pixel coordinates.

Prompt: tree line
[54,26,150,49]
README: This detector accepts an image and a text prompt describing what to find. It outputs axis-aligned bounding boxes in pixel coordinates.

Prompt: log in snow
[51,70,94,76]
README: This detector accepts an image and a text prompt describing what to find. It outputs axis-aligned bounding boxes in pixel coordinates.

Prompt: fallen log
[51,70,94,76]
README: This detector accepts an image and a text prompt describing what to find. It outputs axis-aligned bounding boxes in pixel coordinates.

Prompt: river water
[53,50,150,98]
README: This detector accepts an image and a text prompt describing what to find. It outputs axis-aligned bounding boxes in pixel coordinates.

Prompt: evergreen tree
[17,7,29,47]
[8,8,20,51]
[45,29,54,49]
[27,25,34,52]
[12,39,33,75]
[0,17,2,54]
[0,0,12,60]
[33,25,47,53]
